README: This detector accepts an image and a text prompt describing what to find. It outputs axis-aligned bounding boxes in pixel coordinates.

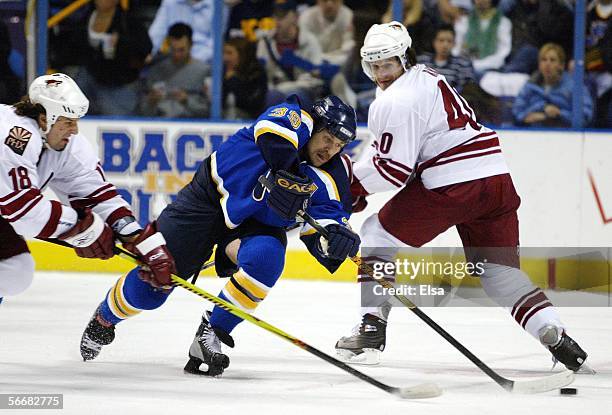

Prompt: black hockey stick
[42,237,440,399]
[111,244,441,399]
[258,175,575,394]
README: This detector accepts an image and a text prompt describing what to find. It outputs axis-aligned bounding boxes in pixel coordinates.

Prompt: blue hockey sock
[209,235,284,334]
[98,267,173,325]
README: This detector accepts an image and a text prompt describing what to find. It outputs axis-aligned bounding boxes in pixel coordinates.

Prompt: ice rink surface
[1,272,611,415]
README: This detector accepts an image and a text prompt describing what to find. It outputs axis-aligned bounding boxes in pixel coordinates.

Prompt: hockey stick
[257,176,575,394]
[43,237,439,398]
[107,244,441,399]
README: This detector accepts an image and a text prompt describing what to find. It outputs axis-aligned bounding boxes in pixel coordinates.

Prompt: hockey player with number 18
[0,73,174,305]
[80,94,361,377]
[334,22,591,373]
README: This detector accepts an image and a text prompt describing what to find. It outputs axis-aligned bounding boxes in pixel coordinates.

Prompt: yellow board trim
[28,241,611,292]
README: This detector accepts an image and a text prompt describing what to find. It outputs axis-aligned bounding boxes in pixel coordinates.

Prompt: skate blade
[335,348,381,365]
[184,354,230,377]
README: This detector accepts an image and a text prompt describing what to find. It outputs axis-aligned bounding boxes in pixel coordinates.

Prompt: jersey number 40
[438,80,481,131]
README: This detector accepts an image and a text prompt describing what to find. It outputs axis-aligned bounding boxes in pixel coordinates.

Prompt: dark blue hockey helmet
[311,95,357,144]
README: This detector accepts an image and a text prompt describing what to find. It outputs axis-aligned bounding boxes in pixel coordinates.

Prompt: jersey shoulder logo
[288,110,301,129]
[268,107,288,117]
[5,126,32,156]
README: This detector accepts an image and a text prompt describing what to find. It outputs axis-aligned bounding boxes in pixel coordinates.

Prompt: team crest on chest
[5,126,32,156]
[288,110,301,129]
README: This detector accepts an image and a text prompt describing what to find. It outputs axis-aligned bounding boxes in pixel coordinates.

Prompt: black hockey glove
[267,170,317,220]
[319,224,360,261]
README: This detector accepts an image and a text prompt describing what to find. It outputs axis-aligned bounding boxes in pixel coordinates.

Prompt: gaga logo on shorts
[5,126,32,156]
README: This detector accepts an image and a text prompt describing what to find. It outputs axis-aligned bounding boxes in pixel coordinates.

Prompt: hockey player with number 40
[0,73,174,305]
[334,22,591,373]
[80,94,361,377]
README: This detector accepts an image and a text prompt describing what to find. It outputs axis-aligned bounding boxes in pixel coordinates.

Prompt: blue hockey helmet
[311,95,357,144]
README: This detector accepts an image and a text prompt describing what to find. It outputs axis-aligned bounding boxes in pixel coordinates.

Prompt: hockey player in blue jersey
[80,95,360,376]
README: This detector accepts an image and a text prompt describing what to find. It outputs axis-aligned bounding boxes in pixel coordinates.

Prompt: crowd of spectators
[0,0,609,128]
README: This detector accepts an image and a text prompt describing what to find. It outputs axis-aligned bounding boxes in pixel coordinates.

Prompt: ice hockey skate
[184,311,233,377]
[335,313,388,365]
[539,325,594,374]
[80,309,116,361]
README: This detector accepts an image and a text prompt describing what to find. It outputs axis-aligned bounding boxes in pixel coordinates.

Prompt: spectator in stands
[418,23,475,91]
[340,8,378,121]
[0,19,21,104]
[139,23,210,118]
[257,0,324,108]
[452,0,512,76]
[223,37,267,119]
[148,0,228,64]
[74,0,152,115]
[421,23,502,125]
[226,0,275,43]
[513,43,593,128]
[381,0,437,55]
[504,0,574,75]
[586,0,611,128]
[436,0,471,24]
[298,0,354,67]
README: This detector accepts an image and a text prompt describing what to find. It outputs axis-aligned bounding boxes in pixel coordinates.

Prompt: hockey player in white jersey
[334,22,590,372]
[0,73,175,303]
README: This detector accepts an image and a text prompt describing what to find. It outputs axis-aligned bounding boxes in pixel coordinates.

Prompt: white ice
[1,272,611,415]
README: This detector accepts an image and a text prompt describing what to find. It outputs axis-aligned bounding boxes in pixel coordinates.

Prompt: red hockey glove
[350,176,369,213]
[59,208,115,259]
[352,194,368,213]
[122,222,176,288]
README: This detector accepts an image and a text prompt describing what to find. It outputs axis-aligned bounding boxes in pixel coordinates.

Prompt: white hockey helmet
[28,73,89,134]
[360,21,413,81]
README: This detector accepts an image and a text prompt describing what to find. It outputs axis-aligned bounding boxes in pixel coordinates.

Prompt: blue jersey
[210,99,351,231]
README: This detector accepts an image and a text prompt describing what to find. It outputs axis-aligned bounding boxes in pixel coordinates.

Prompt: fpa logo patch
[288,110,301,129]
[5,126,32,156]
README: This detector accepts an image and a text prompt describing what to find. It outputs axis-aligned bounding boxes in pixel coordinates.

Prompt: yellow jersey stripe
[254,120,299,148]
[301,110,314,133]
[309,166,340,201]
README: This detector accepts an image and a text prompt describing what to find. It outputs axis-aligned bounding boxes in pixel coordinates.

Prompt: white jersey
[0,105,133,239]
[354,65,509,193]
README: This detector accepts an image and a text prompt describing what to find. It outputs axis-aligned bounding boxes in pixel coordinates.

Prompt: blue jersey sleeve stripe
[309,166,340,201]
[301,110,314,134]
[210,152,239,229]
[254,120,299,148]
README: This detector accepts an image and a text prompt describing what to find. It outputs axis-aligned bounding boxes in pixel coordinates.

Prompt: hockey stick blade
[506,370,575,394]
[108,244,442,399]
[393,383,443,399]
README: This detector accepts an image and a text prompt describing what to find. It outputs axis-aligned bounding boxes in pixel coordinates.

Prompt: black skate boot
[80,309,115,361]
[184,311,234,377]
[539,325,593,373]
[335,313,387,365]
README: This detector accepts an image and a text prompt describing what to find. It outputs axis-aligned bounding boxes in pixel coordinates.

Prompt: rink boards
[27,119,612,292]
